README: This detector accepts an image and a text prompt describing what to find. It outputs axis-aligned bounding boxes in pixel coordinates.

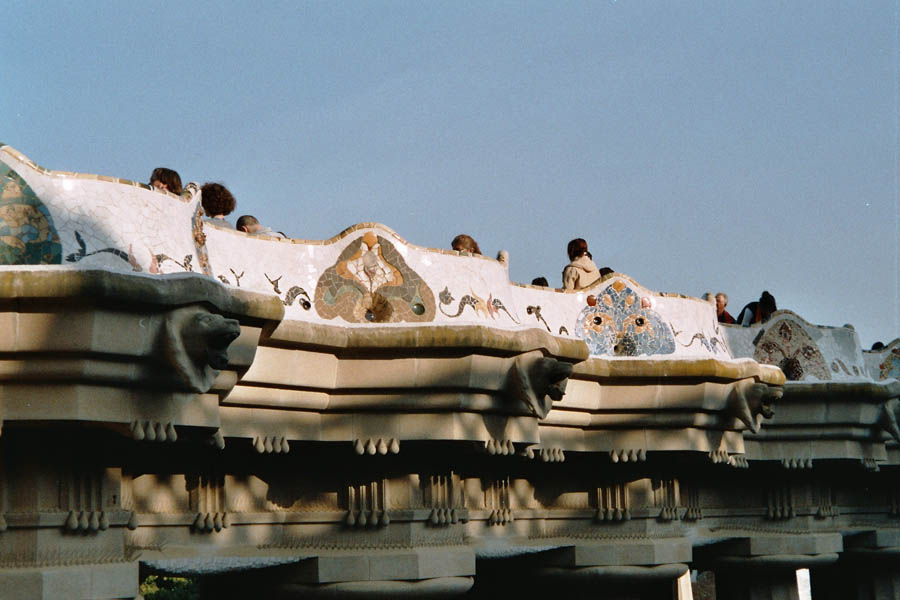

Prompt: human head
[567,238,589,262]
[759,291,777,319]
[236,215,261,233]
[451,234,481,255]
[872,341,885,351]
[531,277,549,287]
[715,292,728,314]
[200,183,236,218]
[149,167,182,195]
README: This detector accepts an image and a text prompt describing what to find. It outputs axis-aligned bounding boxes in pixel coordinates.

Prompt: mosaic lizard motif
[65,231,130,265]
[0,162,61,265]
[754,319,830,381]
[575,280,675,357]
[314,231,435,323]
[155,254,194,272]
[672,330,727,355]
[265,273,312,310]
[526,305,551,332]
[439,287,519,323]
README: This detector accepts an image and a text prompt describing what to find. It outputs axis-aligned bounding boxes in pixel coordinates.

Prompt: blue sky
[3,1,898,347]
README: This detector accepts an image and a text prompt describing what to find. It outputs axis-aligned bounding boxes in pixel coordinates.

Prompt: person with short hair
[716,292,735,324]
[237,214,286,238]
[737,291,777,326]
[562,238,601,290]
[451,234,481,255]
[531,277,549,287]
[200,182,236,228]
[149,168,182,195]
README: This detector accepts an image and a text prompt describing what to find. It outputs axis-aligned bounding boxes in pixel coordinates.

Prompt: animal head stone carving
[727,379,781,433]
[576,280,675,357]
[506,352,574,418]
[161,306,241,393]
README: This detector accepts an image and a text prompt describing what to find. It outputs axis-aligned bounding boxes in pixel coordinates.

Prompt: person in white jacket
[562,238,602,290]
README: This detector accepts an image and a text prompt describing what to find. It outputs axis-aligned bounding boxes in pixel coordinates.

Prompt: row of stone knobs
[64,510,109,531]
[610,448,646,463]
[488,508,513,525]
[429,507,457,525]
[193,512,228,532]
[346,509,389,527]
[485,439,515,455]
[353,438,400,455]
[254,436,289,454]
[132,421,177,442]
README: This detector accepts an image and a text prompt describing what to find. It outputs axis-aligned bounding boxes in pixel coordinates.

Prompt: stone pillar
[674,570,694,600]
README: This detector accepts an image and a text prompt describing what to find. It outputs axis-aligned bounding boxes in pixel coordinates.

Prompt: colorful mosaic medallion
[0,162,61,264]
[753,319,830,381]
[314,231,436,323]
[575,280,675,357]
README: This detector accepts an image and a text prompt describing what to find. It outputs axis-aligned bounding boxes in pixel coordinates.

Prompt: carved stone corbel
[728,379,781,433]
[160,305,241,393]
[505,351,574,418]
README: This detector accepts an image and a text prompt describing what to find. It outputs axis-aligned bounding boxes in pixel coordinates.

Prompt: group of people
[149,168,284,238]
[146,178,781,327]
[715,290,778,326]
[451,234,613,291]
[452,233,778,328]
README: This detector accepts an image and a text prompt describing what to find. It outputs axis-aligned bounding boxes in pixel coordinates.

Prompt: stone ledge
[267,319,589,361]
[0,269,284,323]
[573,357,785,385]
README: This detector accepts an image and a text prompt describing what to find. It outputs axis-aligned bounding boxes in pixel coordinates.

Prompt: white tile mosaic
[3,146,885,370]
[722,311,873,382]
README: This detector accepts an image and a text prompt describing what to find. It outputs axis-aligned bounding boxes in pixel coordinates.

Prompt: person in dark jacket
[737,291,777,326]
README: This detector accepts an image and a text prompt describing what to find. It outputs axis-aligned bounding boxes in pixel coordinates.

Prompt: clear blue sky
[3,1,898,347]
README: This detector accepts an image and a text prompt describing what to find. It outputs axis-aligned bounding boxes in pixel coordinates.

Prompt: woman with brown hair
[149,167,183,195]
[451,234,481,255]
[200,182,236,229]
[562,238,601,290]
